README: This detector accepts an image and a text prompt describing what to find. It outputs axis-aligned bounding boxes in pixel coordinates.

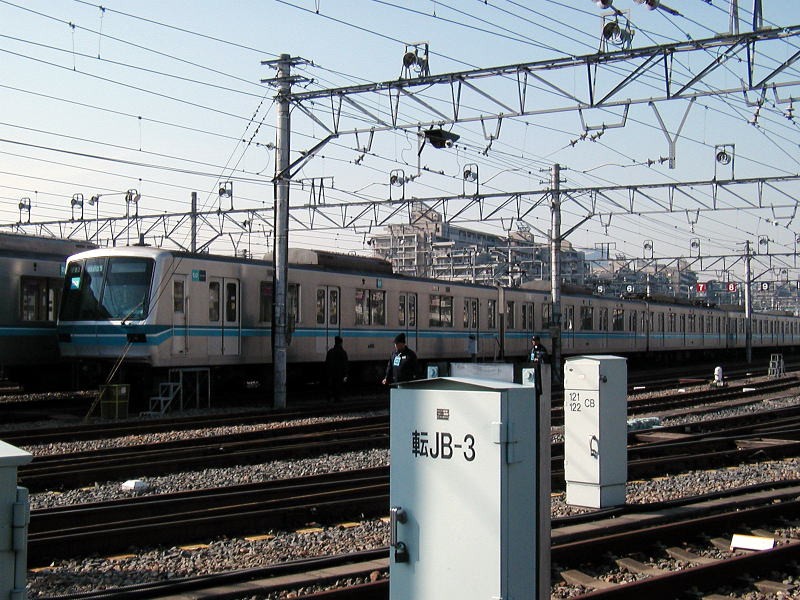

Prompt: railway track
[19,416,389,492]
[24,377,800,598]
[27,406,800,566]
[550,375,800,426]
[551,481,800,598]
[28,467,389,567]
[18,379,800,494]
[34,480,800,599]
[0,397,387,445]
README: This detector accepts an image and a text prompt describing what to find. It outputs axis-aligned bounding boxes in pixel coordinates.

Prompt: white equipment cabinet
[389,377,548,600]
[564,355,628,508]
[0,440,32,600]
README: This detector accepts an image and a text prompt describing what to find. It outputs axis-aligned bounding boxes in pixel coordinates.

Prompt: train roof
[283,248,393,274]
[66,245,394,276]
[0,232,96,258]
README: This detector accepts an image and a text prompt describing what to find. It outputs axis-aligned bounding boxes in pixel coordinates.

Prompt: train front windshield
[60,256,154,321]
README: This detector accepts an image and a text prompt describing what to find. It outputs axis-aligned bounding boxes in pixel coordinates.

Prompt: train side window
[521,302,534,330]
[355,289,368,325]
[225,282,237,322]
[599,307,608,331]
[329,289,339,326]
[542,302,552,328]
[21,276,58,322]
[658,313,665,333]
[316,289,326,325]
[506,301,515,329]
[430,294,453,327]
[487,298,497,329]
[688,314,695,332]
[354,287,384,325]
[408,294,416,327]
[370,290,386,325]
[580,306,593,330]
[563,305,574,331]
[612,308,624,331]
[399,295,406,326]
[173,280,185,314]
[288,283,299,324]
[668,313,676,333]
[628,310,637,332]
[258,281,272,322]
[465,297,480,328]
[209,282,220,322]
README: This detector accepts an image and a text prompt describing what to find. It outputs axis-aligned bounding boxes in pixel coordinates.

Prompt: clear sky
[1,0,799,280]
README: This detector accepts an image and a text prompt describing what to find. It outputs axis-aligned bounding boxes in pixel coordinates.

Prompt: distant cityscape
[368,205,798,315]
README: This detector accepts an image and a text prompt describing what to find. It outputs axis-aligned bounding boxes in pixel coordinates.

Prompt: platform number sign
[625,284,634,293]
[760,281,770,292]
[696,282,708,293]
[726,282,738,293]
[596,285,604,294]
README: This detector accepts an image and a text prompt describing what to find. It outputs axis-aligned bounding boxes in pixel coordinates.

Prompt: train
[0,232,96,385]
[55,244,799,400]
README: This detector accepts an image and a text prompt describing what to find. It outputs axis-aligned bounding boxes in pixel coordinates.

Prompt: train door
[316,286,341,353]
[208,278,222,357]
[223,278,240,356]
[171,275,187,355]
[399,292,418,349]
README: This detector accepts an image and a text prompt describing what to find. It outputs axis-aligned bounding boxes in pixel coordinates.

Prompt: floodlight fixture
[595,0,614,8]
[602,20,621,40]
[714,144,735,180]
[424,128,460,149]
[219,181,234,210]
[633,0,680,16]
[400,42,430,79]
[463,164,478,183]
[125,189,140,218]
[390,169,406,187]
[18,197,30,223]
[70,193,84,221]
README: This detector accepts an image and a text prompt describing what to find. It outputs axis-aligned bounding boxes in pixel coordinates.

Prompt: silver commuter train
[0,232,95,383]
[56,245,799,393]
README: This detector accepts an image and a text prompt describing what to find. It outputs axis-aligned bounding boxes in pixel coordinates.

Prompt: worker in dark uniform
[529,334,549,396]
[382,333,418,385]
[325,336,348,402]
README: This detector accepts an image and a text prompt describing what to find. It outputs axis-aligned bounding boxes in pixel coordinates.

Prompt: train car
[0,232,95,385]
[56,245,800,398]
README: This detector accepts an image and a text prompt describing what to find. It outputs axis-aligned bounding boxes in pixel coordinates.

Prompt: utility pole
[265,53,295,409]
[744,240,753,363]
[550,163,562,384]
[190,192,197,253]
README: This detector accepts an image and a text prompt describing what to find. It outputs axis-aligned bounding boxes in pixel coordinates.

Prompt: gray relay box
[389,377,548,600]
[564,355,628,508]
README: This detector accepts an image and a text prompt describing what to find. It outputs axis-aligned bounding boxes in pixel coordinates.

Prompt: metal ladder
[145,381,182,415]
[768,353,785,378]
